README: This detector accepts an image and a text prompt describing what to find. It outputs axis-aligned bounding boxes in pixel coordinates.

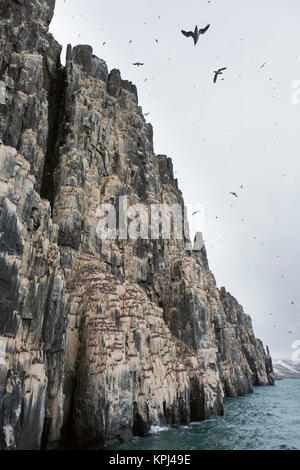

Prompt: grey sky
[50,0,300,359]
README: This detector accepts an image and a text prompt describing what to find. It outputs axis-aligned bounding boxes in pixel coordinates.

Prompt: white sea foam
[149,425,169,434]
[3,424,15,448]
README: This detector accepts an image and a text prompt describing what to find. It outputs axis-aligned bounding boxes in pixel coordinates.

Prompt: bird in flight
[133,62,144,66]
[181,24,210,46]
[192,211,201,216]
[214,67,227,83]
[229,192,238,198]
[260,63,266,69]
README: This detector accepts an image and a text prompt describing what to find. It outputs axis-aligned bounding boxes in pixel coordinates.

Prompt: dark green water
[108,380,300,450]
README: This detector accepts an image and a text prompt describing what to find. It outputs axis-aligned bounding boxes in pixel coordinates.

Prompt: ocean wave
[149,425,169,434]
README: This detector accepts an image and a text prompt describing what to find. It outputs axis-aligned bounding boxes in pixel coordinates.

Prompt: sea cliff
[0,0,274,450]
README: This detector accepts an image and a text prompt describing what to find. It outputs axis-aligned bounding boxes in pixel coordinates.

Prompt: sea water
[108,379,300,450]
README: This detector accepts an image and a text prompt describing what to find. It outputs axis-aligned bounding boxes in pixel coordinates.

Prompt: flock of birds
[181,24,226,84]
[132,23,227,84]
[129,21,297,336]
[132,22,246,201]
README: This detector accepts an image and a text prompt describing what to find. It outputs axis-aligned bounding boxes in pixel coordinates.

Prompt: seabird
[181,24,210,46]
[229,192,238,198]
[192,211,201,216]
[214,67,227,83]
[133,62,144,66]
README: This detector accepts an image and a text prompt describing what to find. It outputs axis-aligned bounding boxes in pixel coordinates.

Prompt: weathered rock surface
[0,0,274,449]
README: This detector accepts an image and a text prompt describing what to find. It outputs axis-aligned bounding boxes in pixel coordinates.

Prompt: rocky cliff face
[0,0,274,450]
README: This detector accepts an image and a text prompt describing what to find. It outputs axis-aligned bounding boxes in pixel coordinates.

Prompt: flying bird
[229,192,238,198]
[260,63,266,69]
[192,211,201,216]
[181,24,210,46]
[214,67,227,83]
[133,62,144,66]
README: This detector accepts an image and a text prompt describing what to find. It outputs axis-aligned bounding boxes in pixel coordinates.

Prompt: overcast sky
[50,0,300,360]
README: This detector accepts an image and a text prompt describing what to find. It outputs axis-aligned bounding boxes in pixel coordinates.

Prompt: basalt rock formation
[0,0,274,450]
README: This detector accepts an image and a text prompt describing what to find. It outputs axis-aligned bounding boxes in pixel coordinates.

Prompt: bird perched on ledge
[181,24,210,45]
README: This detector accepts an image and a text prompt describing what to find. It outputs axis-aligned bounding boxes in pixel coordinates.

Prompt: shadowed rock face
[0,0,274,450]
